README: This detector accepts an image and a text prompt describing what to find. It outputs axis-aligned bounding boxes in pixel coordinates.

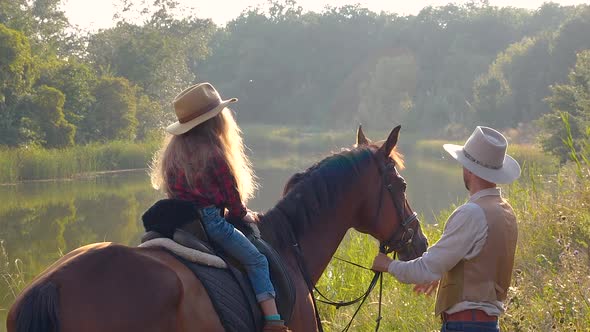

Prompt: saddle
[140,199,295,330]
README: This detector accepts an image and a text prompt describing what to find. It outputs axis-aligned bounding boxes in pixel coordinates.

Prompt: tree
[0,24,35,109]
[85,76,137,141]
[473,36,546,127]
[539,50,590,161]
[0,0,72,56]
[26,85,76,148]
[473,6,590,129]
[135,94,166,141]
[0,24,36,146]
[356,54,417,128]
[36,59,98,133]
[86,2,216,105]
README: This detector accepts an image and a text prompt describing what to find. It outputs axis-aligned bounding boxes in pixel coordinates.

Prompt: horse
[7,125,428,332]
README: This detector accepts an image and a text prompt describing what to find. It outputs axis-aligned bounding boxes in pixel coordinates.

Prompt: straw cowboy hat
[443,126,521,184]
[166,82,237,135]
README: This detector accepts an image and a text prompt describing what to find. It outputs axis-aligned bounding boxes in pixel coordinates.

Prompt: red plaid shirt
[168,150,247,219]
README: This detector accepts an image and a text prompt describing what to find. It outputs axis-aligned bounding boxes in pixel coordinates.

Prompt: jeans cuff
[256,291,276,302]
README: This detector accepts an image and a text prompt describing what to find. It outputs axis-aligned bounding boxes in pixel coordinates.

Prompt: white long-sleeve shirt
[388,187,505,316]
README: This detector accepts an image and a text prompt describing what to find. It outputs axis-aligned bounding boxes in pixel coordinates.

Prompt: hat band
[463,149,502,170]
[178,100,221,124]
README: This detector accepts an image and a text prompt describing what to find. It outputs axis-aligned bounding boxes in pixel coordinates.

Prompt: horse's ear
[356,125,371,146]
[379,125,401,156]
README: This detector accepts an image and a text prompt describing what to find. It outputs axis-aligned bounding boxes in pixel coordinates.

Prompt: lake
[0,149,467,327]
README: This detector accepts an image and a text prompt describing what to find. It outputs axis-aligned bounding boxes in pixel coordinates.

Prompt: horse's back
[7,242,224,332]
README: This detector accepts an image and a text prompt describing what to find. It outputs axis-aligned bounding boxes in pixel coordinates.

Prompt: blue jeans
[441,321,499,332]
[199,206,276,302]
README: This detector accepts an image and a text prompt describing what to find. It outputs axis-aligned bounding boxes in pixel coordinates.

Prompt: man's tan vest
[434,194,518,315]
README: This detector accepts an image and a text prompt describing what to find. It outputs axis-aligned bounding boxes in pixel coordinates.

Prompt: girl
[150,83,289,332]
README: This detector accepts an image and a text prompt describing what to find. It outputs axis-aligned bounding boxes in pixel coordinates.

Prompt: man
[372,126,521,332]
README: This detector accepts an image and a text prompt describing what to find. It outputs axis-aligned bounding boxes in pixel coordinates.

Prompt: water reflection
[0,154,466,326]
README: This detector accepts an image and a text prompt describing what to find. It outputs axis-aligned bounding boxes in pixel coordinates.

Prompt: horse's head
[354,125,428,261]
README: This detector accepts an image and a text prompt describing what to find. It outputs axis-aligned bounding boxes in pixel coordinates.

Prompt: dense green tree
[86,1,216,104]
[0,0,72,56]
[539,50,590,161]
[0,24,36,145]
[0,24,35,109]
[25,85,76,148]
[473,6,590,128]
[135,94,165,141]
[356,54,417,127]
[85,76,137,141]
[36,59,98,132]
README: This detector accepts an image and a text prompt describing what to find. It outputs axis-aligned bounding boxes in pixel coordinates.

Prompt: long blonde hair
[150,108,257,203]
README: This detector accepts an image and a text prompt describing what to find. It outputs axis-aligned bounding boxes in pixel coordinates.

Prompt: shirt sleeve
[387,203,488,284]
[210,152,247,219]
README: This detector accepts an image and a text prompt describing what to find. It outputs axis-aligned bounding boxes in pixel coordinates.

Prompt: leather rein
[288,154,420,332]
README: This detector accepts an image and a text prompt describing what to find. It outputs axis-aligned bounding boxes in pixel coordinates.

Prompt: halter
[288,151,422,332]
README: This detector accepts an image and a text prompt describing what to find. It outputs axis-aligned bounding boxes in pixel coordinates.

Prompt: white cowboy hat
[443,126,521,184]
[166,82,237,135]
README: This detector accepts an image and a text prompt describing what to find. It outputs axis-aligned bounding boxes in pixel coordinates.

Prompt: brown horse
[7,125,428,332]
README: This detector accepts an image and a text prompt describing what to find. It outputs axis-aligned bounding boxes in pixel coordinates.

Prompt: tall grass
[0,241,25,302]
[0,140,160,183]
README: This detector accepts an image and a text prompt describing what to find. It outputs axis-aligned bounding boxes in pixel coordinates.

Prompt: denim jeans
[199,206,276,302]
[441,321,499,332]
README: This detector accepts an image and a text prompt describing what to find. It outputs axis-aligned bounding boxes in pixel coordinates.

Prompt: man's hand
[371,253,393,272]
[413,280,439,296]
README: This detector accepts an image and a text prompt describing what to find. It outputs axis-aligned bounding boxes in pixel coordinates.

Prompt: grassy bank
[0,140,160,183]
[316,165,589,331]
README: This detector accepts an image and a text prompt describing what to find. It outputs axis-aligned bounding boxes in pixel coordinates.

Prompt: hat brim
[443,144,521,184]
[166,98,237,135]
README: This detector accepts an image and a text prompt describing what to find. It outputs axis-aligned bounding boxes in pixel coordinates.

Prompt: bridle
[287,151,422,332]
[376,156,420,257]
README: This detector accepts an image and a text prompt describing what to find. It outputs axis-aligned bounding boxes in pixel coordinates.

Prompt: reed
[0,140,160,183]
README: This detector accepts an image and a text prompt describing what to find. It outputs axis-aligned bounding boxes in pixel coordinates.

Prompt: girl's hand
[244,210,258,223]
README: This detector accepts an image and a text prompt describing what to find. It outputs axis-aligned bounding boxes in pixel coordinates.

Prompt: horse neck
[260,155,374,284]
[261,199,360,284]
[296,205,358,284]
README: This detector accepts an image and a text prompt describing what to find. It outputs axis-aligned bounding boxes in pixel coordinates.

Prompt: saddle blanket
[172,252,263,331]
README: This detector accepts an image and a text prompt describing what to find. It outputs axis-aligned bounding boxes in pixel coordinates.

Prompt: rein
[313,258,384,332]
[289,237,385,332]
[288,154,416,332]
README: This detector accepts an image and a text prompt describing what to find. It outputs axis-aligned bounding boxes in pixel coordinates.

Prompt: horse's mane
[283,145,404,195]
[260,146,404,249]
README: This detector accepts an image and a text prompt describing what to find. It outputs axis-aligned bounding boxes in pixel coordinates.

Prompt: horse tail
[14,281,60,332]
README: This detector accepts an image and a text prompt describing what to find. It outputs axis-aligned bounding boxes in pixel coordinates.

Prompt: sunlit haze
[63,0,588,31]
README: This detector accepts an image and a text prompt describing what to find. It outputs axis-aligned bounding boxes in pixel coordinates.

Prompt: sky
[62,0,588,31]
